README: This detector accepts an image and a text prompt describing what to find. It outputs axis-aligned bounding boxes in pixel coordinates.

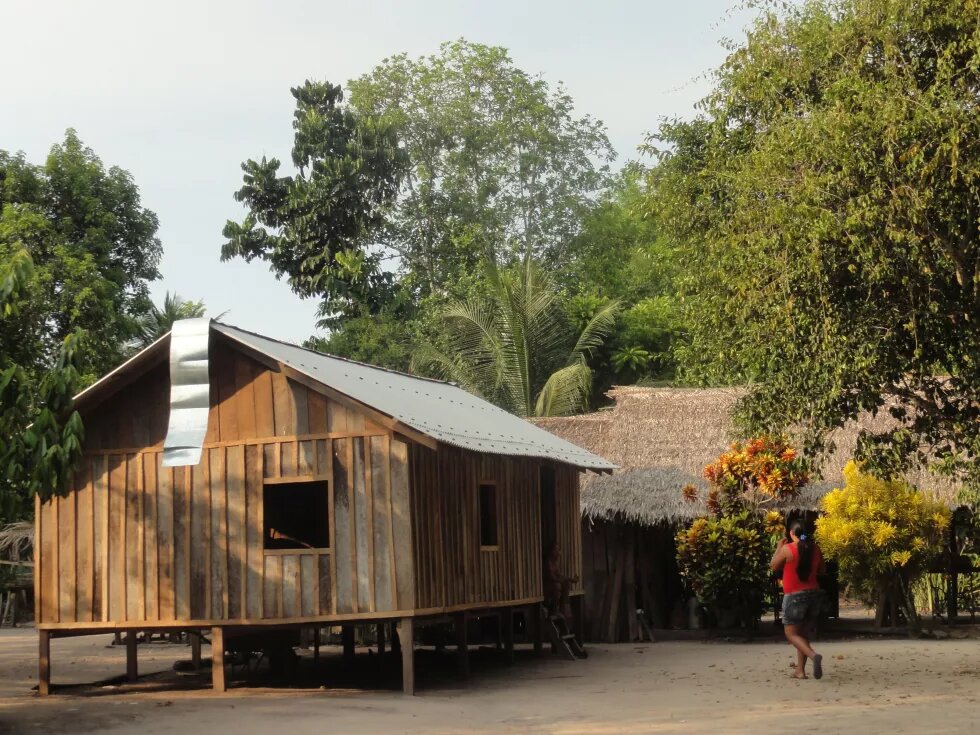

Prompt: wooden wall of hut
[409,446,583,613]
[35,340,416,629]
[581,518,685,642]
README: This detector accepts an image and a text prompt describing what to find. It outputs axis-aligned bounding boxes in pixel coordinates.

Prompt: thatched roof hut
[534,386,959,527]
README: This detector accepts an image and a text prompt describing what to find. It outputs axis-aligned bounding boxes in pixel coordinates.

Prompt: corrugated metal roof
[212,321,614,471]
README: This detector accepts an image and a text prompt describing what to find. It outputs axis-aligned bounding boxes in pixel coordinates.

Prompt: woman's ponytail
[789,521,815,581]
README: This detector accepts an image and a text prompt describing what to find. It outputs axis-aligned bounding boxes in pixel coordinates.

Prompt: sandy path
[0,628,976,734]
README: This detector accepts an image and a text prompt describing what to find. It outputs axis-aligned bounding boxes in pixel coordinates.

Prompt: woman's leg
[784,623,817,677]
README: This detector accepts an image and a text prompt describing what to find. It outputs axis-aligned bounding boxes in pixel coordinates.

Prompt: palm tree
[134,292,210,348]
[413,257,619,417]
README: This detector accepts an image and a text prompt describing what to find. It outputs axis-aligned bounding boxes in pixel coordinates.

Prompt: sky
[2,0,757,343]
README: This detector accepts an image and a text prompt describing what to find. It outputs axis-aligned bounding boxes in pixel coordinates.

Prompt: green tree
[562,165,681,387]
[413,256,619,417]
[0,246,85,523]
[348,40,615,294]
[0,130,162,383]
[133,292,209,349]
[649,0,980,495]
[305,310,414,373]
[222,81,407,327]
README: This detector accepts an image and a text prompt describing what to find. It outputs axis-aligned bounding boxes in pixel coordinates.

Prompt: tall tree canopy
[222,81,407,325]
[347,40,615,293]
[0,246,85,522]
[0,130,162,382]
[650,0,980,496]
[562,164,681,388]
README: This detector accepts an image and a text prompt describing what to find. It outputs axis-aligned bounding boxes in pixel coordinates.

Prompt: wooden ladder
[545,611,587,660]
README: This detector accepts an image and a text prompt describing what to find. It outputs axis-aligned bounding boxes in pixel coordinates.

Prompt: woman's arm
[769,538,790,572]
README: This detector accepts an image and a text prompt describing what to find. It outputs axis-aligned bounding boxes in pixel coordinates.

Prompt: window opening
[263,479,329,550]
[479,483,498,547]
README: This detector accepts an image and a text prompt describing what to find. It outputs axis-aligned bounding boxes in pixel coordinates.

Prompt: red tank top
[783,543,821,594]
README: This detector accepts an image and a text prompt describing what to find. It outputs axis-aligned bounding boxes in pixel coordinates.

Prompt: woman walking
[770,521,825,679]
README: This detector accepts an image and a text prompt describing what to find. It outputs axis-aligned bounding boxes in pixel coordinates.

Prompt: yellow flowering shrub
[816,462,951,625]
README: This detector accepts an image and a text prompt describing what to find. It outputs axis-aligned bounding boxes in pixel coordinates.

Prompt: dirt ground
[0,626,977,735]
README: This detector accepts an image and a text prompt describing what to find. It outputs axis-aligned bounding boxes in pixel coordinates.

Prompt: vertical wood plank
[324,440,336,614]
[390,440,414,610]
[253,369,275,438]
[263,554,279,618]
[290,380,309,436]
[370,437,393,611]
[281,441,298,476]
[108,456,127,622]
[125,455,142,622]
[39,499,57,623]
[234,355,257,440]
[225,444,245,619]
[382,436,399,610]
[307,390,328,433]
[57,490,76,622]
[327,401,348,433]
[31,495,44,626]
[332,439,353,614]
[271,371,293,436]
[216,349,239,442]
[245,444,264,619]
[282,555,300,618]
[190,460,209,620]
[143,454,159,621]
[317,552,331,615]
[353,438,371,613]
[172,466,191,621]
[210,447,228,619]
[157,465,175,620]
[75,462,94,622]
[298,440,314,476]
[300,554,316,617]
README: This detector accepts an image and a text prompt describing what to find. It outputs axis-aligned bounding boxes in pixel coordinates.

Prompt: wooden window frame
[479,481,499,551]
[262,476,331,552]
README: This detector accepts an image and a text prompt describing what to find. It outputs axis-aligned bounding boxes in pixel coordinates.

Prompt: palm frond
[534,360,593,417]
[571,299,621,360]
[0,521,33,560]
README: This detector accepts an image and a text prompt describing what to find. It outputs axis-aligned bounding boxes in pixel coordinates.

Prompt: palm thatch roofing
[533,386,959,527]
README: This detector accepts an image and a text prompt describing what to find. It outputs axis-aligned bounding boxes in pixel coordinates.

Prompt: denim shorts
[782,590,823,626]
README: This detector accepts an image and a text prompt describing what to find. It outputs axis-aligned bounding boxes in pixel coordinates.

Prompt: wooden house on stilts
[34,320,613,695]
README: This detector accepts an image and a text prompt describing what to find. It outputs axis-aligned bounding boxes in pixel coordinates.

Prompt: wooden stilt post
[38,630,51,696]
[314,627,321,664]
[398,618,414,695]
[455,612,469,681]
[377,622,386,655]
[342,625,355,662]
[502,607,514,665]
[125,631,138,681]
[531,603,543,655]
[190,631,202,671]
[211,627,226,693]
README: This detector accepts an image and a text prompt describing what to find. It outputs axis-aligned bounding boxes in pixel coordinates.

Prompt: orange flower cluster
[702,436,809,505]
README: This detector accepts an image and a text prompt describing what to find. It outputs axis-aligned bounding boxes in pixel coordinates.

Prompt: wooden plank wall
[554,466,584,595]
[35,342,416,628]
[410,446,581,611]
